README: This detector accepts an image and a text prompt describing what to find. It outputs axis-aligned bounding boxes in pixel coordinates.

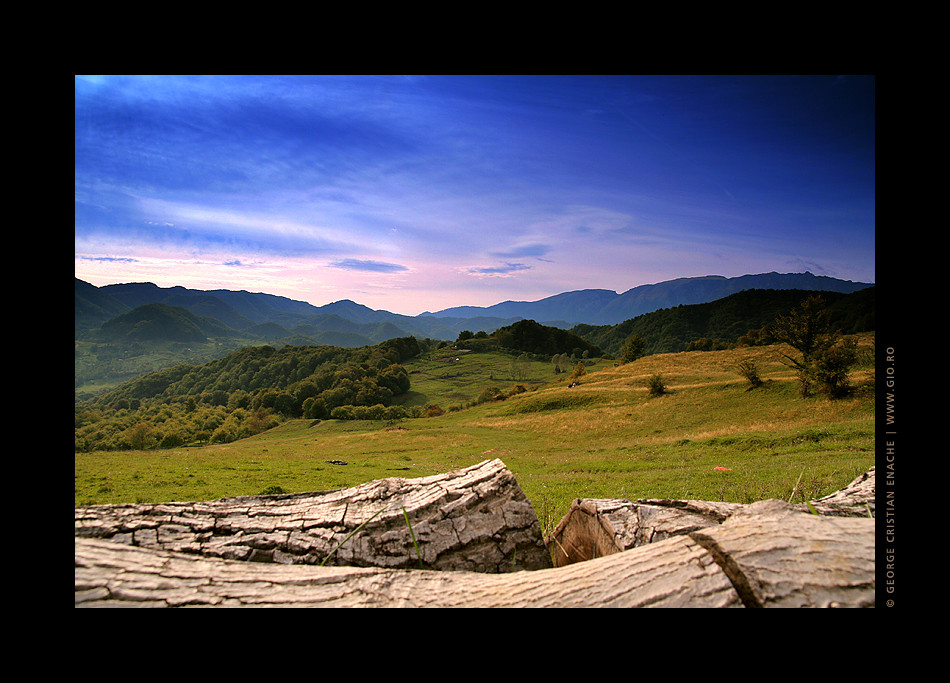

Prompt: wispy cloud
[330,259,409,273]
[464,262,533,277]
[488,243,553,260]
[78,255,138,263]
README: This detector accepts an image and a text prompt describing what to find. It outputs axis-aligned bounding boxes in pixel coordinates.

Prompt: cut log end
[546,467,875,569]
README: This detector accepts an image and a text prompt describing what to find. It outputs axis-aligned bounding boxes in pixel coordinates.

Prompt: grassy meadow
[74,336,876,535]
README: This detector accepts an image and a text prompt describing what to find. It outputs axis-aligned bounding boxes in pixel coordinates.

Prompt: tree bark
[75,464,876,608]
[802,465,875,516]
[547,467,875,568]
[75,497,873,607]
[75,458,552,573]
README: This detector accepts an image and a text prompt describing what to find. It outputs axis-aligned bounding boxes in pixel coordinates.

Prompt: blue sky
[75,74,875,316]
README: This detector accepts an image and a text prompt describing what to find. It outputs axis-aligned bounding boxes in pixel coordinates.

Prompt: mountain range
[422,272,873,325]
[76,271,873,346]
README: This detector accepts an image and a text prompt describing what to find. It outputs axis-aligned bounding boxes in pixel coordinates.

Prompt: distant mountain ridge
[75,271,873,342]
[425,272,873,326]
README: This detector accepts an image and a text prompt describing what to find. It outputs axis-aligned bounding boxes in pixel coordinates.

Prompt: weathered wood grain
[548,467,875,567]
[75,496,873,607]
[75,463,876,607]
[75,458,552,573]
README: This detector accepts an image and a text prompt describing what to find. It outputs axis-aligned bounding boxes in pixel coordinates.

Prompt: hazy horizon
[78,269,874,318]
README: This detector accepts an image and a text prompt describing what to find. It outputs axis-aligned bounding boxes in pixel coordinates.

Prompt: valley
[74,336,876,535]
[74,273,877,537]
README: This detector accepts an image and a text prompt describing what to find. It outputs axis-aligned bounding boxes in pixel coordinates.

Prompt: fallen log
[804,466,875,516]
[75,458,552,573]
[546,497,744,566]
[547,467,875,568]
[74,498,874,607]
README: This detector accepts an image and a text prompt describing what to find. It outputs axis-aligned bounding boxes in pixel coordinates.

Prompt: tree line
[76,337,425,452]
[570,287,874,357]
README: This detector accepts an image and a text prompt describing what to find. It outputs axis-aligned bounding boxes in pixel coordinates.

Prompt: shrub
[735,359,763,389]
[382,405,409,421]
[809,337,859,398]
[160,431,185,448]
[330,405,355,420]
[566,362,587,384]
[646,374,667,397]
[505,384,527,397]
[476,387,503,404]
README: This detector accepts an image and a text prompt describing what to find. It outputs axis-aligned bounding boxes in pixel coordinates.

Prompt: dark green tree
[772,295,858,398]
[619,334,647,363]
[302,396,328,420]
[273,392,298,417]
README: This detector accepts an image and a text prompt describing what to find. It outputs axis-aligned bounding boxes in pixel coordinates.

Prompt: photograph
[75,74,881,607]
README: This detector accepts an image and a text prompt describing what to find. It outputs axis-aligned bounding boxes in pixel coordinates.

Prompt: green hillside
[75,280,877,545]
[75,304,417,398]
[571,287,875,356]
[75,335,876,536]
[75,281,874,401]
[75,337,424,452]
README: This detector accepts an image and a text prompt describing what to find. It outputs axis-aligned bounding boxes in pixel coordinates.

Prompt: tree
[619,334,647,363]
[228,389,251,410]
[127,422,154,450]
[273,392,298,417]
[773,296,830,361]
[772,295,858,398]
[302,396,328,420]
[809,337,859,398]
[294,382,320,405]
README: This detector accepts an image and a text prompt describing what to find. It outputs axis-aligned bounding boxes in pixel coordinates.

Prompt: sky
[75,74,875,316]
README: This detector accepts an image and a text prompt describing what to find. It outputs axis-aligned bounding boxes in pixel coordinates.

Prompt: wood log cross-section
[75,462,876,608]
[547,466,876,568]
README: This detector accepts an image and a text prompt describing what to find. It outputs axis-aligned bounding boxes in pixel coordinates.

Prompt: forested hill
[95,336,420,406]
[76,336,426,452]
[97,302,235,343]
[487,319,602,357]
[571,287,875,357]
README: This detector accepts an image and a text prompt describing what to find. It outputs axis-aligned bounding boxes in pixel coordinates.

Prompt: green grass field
[74,338,876,535]
[393,348,553,408]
